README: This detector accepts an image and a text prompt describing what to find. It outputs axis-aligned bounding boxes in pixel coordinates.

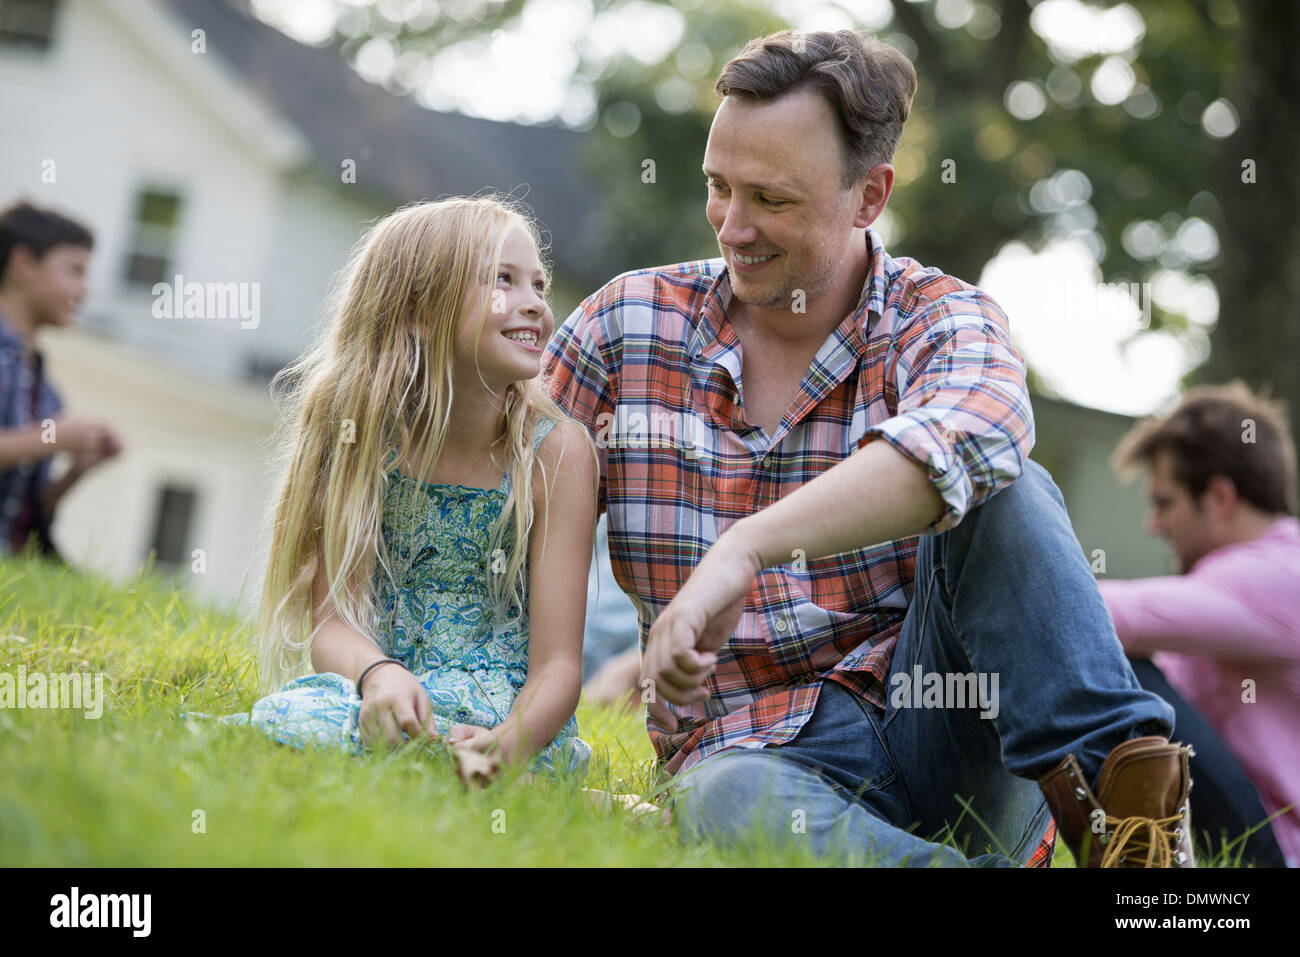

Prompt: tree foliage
[318,0,1299,449]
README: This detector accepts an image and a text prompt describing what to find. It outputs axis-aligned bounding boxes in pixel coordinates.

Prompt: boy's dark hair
[1113,380,1298,516]
[713,29,918,190]
[0,200,95,284]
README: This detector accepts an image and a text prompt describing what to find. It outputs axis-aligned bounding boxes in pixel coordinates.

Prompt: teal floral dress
[200,416,591,779]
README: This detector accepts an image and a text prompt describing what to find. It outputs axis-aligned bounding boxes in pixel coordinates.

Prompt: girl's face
[454,225,555,390]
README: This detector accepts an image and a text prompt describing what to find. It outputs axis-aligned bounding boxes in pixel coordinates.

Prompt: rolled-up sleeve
[543,299,619,513]
[863,289,1034,535]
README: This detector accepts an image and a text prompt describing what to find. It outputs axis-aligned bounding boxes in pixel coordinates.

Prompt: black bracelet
[357,658,405,698]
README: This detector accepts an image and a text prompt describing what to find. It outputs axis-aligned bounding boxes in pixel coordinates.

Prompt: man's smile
[731,251,779,271]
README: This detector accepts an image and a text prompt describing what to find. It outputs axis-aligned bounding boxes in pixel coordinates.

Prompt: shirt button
[774,617,788,633]
[761,456,773,468]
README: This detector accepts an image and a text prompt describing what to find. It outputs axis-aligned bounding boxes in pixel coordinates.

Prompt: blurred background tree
[250,0,1298,449]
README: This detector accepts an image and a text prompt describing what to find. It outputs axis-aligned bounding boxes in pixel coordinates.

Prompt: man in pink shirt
[1099,381,1299,867]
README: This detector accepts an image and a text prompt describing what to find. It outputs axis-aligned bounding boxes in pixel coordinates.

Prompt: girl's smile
[501,325,543,352]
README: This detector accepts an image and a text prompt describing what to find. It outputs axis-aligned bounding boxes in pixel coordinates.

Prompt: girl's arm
[309,548,435,749]
[486,419,596,768]
[309,553,391,681]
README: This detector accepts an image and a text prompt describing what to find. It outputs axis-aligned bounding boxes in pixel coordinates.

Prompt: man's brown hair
[1113,380,1297,516]
[713,29,917,190]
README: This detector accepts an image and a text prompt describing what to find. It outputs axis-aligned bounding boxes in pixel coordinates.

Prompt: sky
[249,0,1229,417]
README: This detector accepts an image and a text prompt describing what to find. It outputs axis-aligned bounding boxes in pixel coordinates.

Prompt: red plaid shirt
[545,228,1055,866]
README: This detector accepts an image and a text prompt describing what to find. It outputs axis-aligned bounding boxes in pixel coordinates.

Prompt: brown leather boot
[1038,736,1195,867]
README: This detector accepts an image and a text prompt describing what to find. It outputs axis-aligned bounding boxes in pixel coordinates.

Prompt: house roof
[160,0,610,286]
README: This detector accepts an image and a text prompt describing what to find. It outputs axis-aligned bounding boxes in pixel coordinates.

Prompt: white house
[0,0,607,613]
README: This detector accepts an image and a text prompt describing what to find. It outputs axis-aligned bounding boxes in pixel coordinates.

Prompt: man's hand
[641,528,763,731]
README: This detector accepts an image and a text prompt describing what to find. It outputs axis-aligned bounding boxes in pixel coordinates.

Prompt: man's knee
[670,749,812,843]
[993,455,1066,514]
[941,458,1075,565]
[982,459,1066,517]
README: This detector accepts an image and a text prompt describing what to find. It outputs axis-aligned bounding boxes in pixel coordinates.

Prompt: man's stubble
[727,245,841,316]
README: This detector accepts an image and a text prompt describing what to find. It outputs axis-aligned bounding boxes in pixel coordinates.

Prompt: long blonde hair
[255,194,597,694]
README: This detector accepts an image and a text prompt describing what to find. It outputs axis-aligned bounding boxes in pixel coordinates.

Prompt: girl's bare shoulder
[531,418,597,506]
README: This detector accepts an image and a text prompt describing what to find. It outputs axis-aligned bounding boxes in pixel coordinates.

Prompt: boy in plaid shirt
[0,201,120,559]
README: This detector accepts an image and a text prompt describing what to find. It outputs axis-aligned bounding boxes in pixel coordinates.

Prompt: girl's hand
[449,725,502,787]
[447,722,492,747]
[582,788,675,826]
[357,664,435,750]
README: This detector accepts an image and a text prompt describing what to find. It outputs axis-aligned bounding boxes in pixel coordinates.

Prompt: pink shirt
[1098,517,1300,867]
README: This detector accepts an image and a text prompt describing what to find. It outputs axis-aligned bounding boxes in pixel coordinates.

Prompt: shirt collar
[692,262,731,360]
[858,226,889,337]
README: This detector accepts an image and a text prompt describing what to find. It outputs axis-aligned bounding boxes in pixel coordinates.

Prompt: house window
[123,188,183,289]
[147,484,197,569]
[0,0,60,51]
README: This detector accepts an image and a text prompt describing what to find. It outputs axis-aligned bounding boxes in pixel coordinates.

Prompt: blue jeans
[667,459,1176,866]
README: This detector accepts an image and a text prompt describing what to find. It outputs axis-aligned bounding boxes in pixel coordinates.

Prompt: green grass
[0,553,1244,867]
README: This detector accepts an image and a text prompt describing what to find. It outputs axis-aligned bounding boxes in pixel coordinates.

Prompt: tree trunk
[1201,2,1300,460]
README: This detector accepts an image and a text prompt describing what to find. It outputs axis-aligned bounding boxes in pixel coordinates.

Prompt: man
[545,29,1189,867]
[0,200,122,559]
[1099,382,1299,867]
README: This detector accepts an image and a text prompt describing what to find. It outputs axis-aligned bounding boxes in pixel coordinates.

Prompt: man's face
[702,88,880,314]
[1144,448,1217,572]
[22,244,91,328]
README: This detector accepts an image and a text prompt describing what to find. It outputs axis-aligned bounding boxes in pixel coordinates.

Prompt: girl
[223,195,599,784]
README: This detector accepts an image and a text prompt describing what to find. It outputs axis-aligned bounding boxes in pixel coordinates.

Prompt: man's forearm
[728,439,945,569]
[1099,576,1291,662]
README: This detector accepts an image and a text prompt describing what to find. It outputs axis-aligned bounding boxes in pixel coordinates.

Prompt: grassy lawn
[0,554,1112,866]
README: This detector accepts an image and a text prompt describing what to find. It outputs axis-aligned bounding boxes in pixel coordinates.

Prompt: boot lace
[1100,811,1183,867]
